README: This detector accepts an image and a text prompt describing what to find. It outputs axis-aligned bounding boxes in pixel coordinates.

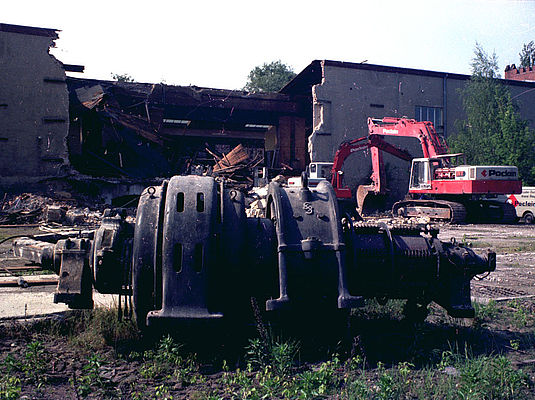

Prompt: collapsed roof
[67,77,304,178]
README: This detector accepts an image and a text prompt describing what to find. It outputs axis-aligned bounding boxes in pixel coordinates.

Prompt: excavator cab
[409,154,467,191]
[409,159,432,191]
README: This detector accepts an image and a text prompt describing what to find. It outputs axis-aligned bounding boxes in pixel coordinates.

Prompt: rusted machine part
[12,231,95,273]
[266,177,363,311]
[11,175,496,329]
[346,222,495,317]
[392,199,467,224]
[53,238,93,309]
[12,238,59,272]
[131,176,274,328]
[140,176,227,325]
[92,209,134,294]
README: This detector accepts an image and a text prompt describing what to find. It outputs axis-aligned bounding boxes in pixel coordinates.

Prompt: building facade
[0,23,70,185]
[283,60,535,202]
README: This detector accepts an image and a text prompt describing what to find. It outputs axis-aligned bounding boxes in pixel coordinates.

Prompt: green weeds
[1,341,49,388]
[70,354,108,397]
[139,335,200,386]
[508,299,533,328]
[0,299,534,399]
[474,299,500,322]
[0,376,21,400]
[246,336,298,376]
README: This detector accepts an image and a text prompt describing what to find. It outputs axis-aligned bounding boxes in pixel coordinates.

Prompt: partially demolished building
[1,23,306,198]
[2,24,535,205]
[282,60,535,201]
[67,78,306,179]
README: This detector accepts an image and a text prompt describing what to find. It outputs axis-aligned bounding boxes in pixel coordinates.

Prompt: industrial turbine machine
[14,175,495,329]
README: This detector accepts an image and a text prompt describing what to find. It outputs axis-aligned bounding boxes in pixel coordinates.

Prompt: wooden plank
[214,144,250,171]
[2,266,42,271]
[0,277,58,287]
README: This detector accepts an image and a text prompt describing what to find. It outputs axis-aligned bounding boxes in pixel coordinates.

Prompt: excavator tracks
[393,199,518,224]
[392,200,467,224]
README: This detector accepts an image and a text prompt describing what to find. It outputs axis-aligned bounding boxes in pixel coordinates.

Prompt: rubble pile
[0,193,102,226]
[365,215,433,225]
[246,186,268,218]
[0,193,53,225]
[209,144,264,186]
[245,175,288,218]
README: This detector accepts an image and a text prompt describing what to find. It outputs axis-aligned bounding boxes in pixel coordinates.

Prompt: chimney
[504,63,535,81]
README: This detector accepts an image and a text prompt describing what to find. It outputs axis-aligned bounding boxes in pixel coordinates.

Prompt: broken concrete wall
[0,24,69,187]
[308,62,452,203]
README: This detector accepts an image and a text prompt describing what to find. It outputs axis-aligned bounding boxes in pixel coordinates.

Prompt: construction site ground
[2,222,535,399]
[437,223,535,302]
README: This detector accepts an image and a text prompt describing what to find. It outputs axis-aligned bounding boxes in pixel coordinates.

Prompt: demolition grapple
[14,175,496,328]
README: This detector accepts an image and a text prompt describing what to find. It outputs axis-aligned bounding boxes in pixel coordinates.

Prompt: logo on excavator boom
[383,129,399,134]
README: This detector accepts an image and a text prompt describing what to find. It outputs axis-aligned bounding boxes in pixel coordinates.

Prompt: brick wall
[505,64,535,81]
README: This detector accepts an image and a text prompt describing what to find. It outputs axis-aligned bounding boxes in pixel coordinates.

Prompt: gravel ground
[438,223,535,302]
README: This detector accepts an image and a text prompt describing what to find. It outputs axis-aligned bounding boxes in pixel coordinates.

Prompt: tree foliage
[244,61,296,93]
[519,41,535,68]
[111,73,134,82]
[470,43,500,78]
[449,44,535,185]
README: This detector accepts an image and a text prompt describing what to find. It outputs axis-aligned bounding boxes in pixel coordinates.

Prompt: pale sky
[3,0,535,89]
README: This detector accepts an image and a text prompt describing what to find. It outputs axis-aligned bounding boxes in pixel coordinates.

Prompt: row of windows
[415,106,443,130]
[366,104,444,132]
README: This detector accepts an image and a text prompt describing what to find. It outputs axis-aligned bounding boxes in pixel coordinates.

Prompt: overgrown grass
[352,299,406,321]
[1,300,535,399]
[68,307,140,351]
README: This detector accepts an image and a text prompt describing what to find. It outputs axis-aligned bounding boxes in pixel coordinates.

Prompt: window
[415,106,443,131]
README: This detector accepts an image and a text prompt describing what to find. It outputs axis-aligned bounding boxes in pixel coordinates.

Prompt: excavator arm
[367,117,449,159]
[330,134,412,199]
[330,116,447,215]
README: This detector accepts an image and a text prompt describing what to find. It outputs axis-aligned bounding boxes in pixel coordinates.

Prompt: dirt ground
[437,223,535,302]
[1,222,535,399]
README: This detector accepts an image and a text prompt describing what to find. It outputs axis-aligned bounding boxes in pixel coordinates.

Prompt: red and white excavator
[290,117,522,223]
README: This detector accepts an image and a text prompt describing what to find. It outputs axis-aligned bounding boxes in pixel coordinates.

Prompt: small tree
[519,41,535,68]
[470,43,500,78]
[111,73,134,82]
[449,43,535,184]
[244,61,296,93]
